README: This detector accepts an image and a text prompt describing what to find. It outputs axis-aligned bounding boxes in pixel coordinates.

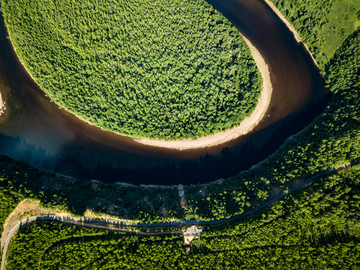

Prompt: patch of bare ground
[1,199,71,249]
[1,199,140,250]
[268,178,305,198]
[270,186,283,197]
[178,185,188,207]
[160,205,169,218]
[83,209,140,223]
[288,178,304,189]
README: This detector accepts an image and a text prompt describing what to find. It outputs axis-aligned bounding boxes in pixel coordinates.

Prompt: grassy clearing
[270,0,360,68]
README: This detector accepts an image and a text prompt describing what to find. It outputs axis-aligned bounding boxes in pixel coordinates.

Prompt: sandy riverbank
[133,37,273,150]
[11,3,327,151]
[0,93,5,116]
[133,0,323,150]
[263,0,319,68]
[6,23,273,151]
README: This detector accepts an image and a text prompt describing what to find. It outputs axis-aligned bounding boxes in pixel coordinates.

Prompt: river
[0,0,329,185]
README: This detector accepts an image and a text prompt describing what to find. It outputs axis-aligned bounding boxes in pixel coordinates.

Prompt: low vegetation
[1,0,261,139]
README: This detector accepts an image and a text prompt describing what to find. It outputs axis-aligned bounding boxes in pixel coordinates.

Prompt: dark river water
[0,0,329,185]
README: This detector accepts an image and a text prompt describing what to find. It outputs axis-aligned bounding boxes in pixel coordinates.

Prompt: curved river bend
[0,0,328,185]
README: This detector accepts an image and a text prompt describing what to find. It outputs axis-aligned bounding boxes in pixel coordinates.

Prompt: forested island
[0,0,360,268]
[1,0,261,140]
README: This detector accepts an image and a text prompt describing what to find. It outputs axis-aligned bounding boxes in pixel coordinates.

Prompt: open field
[269,0,360,68]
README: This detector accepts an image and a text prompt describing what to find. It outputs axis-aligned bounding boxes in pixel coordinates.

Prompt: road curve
[2,157,359,270]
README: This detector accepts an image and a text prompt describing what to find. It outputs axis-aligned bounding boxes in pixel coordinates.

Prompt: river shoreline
[0,93,5,116]
[0,0,329,184]
[2,0,319,151]
[263,0,319,68]
[4,12,273,151]
[134,37,273,150]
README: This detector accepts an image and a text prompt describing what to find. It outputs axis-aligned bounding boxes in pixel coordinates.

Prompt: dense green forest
[0,0,261,139]
[269,0,360,68]
[0,0,358,222]
[183,28,360,219]
[0,27,360,225]
[1,0,360,268]
[6,164,360,269]
[0,156,185,225]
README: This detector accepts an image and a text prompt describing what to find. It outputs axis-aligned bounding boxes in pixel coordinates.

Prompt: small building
[183,225,202,244]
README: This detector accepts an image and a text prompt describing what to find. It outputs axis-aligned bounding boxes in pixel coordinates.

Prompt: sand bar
[0,93,5,116]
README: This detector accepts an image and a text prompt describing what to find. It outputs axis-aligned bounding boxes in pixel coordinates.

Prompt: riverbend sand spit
[0,93,6,116]
[133,37,273,150]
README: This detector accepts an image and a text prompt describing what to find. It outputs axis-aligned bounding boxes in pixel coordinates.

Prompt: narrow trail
[2,157,359,270]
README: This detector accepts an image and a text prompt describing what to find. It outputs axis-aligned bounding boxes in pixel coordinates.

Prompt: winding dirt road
[2,157,359,270]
